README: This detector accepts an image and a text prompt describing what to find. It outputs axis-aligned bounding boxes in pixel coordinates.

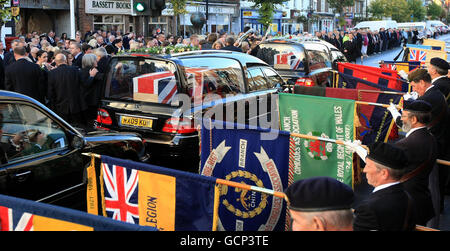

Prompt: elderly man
[395,100,438,226]
[285,176,355,231]
[388,69,449,213]
[351,142,417,231]
[428,57,450,101]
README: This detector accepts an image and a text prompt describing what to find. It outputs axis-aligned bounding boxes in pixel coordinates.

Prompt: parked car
[0,90,148,210]
[255,38,344,87]
[95,50,285,172]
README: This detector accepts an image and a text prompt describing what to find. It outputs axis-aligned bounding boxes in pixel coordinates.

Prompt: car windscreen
[105,57,180,105]
[178,57,245,99]
[256,44,306,71]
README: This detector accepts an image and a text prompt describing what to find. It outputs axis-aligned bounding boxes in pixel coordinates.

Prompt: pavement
[352,34,450,230]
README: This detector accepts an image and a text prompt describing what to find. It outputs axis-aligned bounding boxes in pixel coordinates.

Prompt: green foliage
[427,2,443,20]
[169,0,188,15]
[390,0,411,22]
[118,45,199,55]
[248,0,286,30]
[326,0,355,15]
[0,0,13,26]
[407,0,426,21]
[368,0,386,19]
[369,0,417,22]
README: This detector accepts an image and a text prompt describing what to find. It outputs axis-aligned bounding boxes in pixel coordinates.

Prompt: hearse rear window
[105,58,179,105]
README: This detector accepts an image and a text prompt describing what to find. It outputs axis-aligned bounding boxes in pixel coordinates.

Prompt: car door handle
[15,171,31,177]
[12,171,32,182]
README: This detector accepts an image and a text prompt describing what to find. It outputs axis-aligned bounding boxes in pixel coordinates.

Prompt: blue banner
[201,121,289,231]
[0,193,156,231]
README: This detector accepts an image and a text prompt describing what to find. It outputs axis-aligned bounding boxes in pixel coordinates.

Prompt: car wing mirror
[71,134,85,150]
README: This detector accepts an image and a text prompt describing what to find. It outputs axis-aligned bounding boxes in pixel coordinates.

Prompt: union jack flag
[102,163,139,224]
[0,206,34,231]
[409,49,427,62]
[133,71,178,104]
[275,52,303,70]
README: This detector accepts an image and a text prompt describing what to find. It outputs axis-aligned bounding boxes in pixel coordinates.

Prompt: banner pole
[355,100,402,109]
[215,178,287,200]
[357,89,406,95]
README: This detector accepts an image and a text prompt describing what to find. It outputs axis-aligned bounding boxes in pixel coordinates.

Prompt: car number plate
[121,116,153,128]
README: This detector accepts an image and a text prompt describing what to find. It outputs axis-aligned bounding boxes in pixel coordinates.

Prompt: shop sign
[85,0,132,15]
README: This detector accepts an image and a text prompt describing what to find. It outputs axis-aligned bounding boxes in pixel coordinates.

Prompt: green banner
[279,93,355,186]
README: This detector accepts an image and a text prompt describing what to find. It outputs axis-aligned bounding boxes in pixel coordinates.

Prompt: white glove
[344,140,368,162]
[398,70,409,80]
[403,92,417,101]
[387,102,401,120]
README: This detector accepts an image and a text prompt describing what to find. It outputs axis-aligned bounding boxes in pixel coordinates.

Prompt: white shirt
[372,182,400,193]
[431,75,446,84]
[405,126,427,138]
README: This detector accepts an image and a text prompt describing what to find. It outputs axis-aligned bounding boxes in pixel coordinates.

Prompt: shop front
[84,0,133,33]
[241,9,282,35]
[178,3,238,36]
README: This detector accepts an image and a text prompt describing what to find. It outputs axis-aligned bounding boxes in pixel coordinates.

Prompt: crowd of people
[314,27,426,63]
[0,27,449,231]
[0,28,271,131]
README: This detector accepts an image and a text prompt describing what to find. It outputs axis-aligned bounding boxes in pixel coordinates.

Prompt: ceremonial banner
[88,155,219,231]
[422,39,446,51]
[0,194,155,231]
[406,47,447,63]
[278,93,355,187]
[336,72,402,145]
[201,121,289,231]
[337,62,408,92]
[380,61,423,75]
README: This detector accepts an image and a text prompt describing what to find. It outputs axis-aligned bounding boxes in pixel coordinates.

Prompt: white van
[397,22,426,31]
[426,20,447,36]
[354,20,398,31]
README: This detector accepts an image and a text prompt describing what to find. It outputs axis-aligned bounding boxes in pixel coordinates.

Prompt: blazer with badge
[353,183,417,231]
[395,127,437,225]
[4,58,46,104]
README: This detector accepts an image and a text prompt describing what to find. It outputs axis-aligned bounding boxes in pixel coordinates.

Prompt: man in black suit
[350,142,417,231]
[428,57,450,102]
[47,30,57,47]
[388,69,449,213]
[221,36,243,53]
[69,42,83,69]
[395,100,437,226]
[3,39,22,67]
[47,53,87,128]
[4,46,46,104]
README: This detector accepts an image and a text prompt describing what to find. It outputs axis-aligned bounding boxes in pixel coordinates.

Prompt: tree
[368,0,387,19]
[0,0,14,40]
[407,0,426,21]
[248,0,286,31]
[169,0,188,35]
[427,2,443,20]
[326,0,355,19]
[389,0,411,22]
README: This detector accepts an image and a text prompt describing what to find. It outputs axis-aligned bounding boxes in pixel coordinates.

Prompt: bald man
[47,53,87,128]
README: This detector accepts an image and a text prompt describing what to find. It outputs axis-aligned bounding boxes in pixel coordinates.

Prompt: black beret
[404,99,432,113]
[367,142,408,170]
[112,38,122,45]
[430,57,449,70]
[285,177,354,212]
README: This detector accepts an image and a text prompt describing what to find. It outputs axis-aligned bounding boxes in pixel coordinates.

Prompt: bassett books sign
[85,0,132,15]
